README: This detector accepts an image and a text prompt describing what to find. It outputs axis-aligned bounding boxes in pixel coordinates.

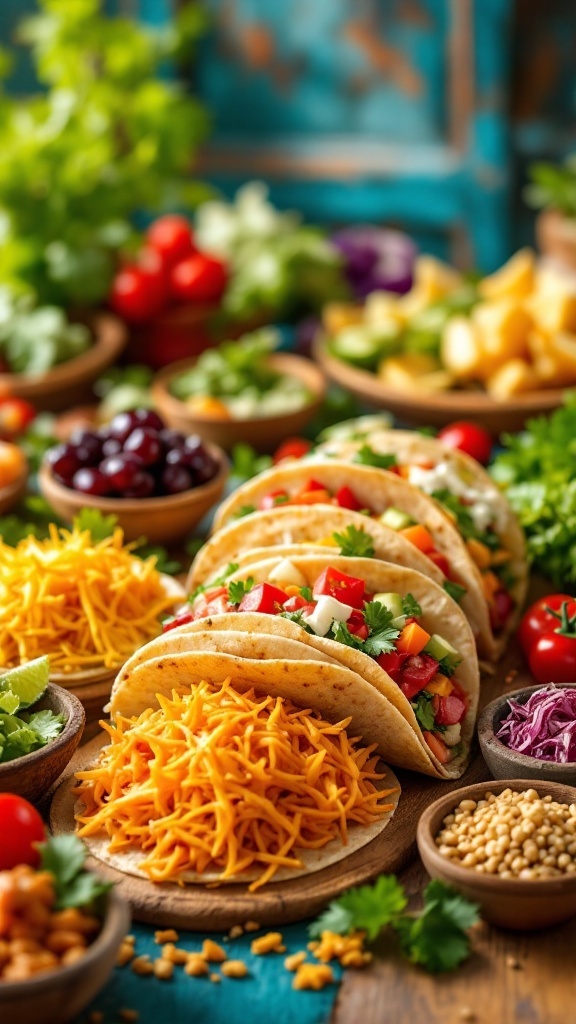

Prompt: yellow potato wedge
[398,256,463,318]
[363,291,407,328]
[485,358,541,399]
[472,300,532,365]
[479,248,535,301]
[379,352,453,392]
[441,316,484,380]
[528,291,576,335]
[322,302,364,335]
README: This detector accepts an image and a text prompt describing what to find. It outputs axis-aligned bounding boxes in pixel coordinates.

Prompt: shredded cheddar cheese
[0,524,178,672]
[75,679,396,892]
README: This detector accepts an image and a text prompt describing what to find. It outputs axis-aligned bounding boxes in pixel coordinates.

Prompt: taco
[211,459,500,658]
[188,504,445,592]
[159,554,479,778]
[68,643,401,893]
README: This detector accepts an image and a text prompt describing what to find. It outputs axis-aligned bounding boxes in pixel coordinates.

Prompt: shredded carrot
[75,679,397,892]
[0,525,178,672]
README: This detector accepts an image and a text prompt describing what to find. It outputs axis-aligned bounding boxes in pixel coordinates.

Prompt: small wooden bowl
[417,778,576,930]
[0,889,130,1024]
[478,683,576,785]
[314,336,565,432]
[0,684,85,804]
[38,443,229,544]
[152,352,326,452]
[0,313,126,413]
[0,464,28,515]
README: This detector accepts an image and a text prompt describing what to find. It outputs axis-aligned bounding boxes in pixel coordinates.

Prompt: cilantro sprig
[227,577,255,605]
[332,525,375,559]
[39,836,112,911]
[443,580,467,604]
[331,601,401,657]
[189,563,240,603]
[310,875,479,974]
[353,445,397,471]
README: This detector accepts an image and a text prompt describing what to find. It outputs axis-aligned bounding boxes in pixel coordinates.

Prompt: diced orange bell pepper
[425,674,454,697]
[186,395,232,419]
[482,570,501,601]
[490,548,511,566]
[396,621,431,655]
[294,489,332,505]
[466,538,492,570]
[284,585,302,597]
[423,731,450,764]
[399,524,435,553]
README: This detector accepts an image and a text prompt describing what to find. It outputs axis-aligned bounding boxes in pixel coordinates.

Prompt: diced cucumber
[424,634,459,662]
[330,325,400,369]
[379,507,414,531]
[372,592,404,619]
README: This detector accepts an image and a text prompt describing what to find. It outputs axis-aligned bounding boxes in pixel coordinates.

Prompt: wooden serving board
[49,637,528,931]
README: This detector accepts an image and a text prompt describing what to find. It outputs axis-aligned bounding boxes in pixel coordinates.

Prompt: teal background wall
[2,0,576,270]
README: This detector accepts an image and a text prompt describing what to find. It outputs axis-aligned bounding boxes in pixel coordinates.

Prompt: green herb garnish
[353,445,397,470]
[411,691,436,731]
[227,577,255,605]
[39,836,112,910]
[402,593,422,617]
[443,580,467,604]
[189,563,240,603]
[332,525,375,558]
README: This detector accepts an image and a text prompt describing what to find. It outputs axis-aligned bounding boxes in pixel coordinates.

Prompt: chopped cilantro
[280,610,314,631]
[331,601,401,657]
[332,525,375,558]
[233,504,257,519]
[39,835,112,911]
[353,445,397,470]
[443,579,467,604]
[402,593,422,617]
[227,577,255,605]
[432,489,499,550]
[330,621,365,650]
[190,563,239,602]
[437,653,462,677]
[411,692,436,731]
[300,586,313,601]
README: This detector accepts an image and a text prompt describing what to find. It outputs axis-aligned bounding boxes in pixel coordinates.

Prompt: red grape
[160,428,187,449]
[161,465,194,495]
[101,437,123,458]
[72,467,110,496]
[123,427,162,466]
[100,454,143,491]
[123,470,155,498]
[134,409,165,432]
[46,444,81,483]
[109,411,140,443]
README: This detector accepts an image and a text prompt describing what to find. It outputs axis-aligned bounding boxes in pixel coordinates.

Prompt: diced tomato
[435,693,467,726]
[422,731,450,764]
[204,594,231,616]
[348,622,369,641]
[304,479,328,492]
[258,490,289,510]
[398,653,439,698]
[489,588,514,632]
[238,582,288,614]
[427,550,451,577]
[399,524,435,554]
[335,486,363,511]
[163,610,194,632]
[272,437,313,463]
[376,650,409,679]
[313,567,365,608]
[283,595,316,616]
[396,622,431,656]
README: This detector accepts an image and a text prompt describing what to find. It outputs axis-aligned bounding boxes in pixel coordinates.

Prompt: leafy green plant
[0,0,209,307]
[526,156,576,218]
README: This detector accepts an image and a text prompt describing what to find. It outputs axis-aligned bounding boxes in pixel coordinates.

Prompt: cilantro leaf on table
[332,525,375,559]
[402,593,422,617]
[39,835,112,910]
[310,876,407,940]
[443,580,467,604]
[227,577,254,605]
[353,445,397,471]
[393,881,479,973]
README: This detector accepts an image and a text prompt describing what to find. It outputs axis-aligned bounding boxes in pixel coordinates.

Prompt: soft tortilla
[211,459,493,656]
[188,504,444,592]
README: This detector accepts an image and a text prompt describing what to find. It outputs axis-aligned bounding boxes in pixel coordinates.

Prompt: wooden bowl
[0,684,85,804]
[38,444,229,544]
[152,352,326,452]
[314,336,566,432]
[0,889,130,1024]
[0,313,126,413]
[0,464,28,515]
[478,683,576,785]
[417,778,576,930]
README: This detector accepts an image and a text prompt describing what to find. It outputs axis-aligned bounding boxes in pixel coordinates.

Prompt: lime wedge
[0,656,50,708]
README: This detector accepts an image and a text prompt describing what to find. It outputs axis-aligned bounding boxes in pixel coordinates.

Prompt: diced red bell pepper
[398,653,440,698]
[335,485,363,511]
[435,693,467,726]
[376,650,409,679]
[489,588,514,633]
[283,595,316,616]
[427,550,450,577]
[313,566,365,608]
[238,582,289,614]
[304,479,328,492]
[258,490,289,510]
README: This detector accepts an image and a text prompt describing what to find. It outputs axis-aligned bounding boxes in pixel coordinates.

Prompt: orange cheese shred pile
[0,524,178,672]
[74,679,397,892]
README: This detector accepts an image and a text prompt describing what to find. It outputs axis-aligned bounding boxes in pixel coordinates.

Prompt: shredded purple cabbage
[496,685,576,763]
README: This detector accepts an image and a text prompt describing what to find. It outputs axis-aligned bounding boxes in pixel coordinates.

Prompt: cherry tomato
[273,437,313,464]
[0,397,36,439]
[146,215,195,269]
[0,794,45,870]
[518,595,576,656]
[529,634,576,685]
[435,693,466,726]
[238,582,288,614]
[109,260,167,323]
[437,421,493,465]
[313,567,365,609]
[170,253,227,305]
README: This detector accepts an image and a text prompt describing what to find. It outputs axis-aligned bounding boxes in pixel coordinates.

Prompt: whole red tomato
[518,595,576,656]
[0,794,45,870]
[0,397,36,439]
[437,421,493,465]
[529,634,576,685]
[170,253,227,305]
[273,437,313,463]
[109,259,168,323]
[146,215,195,269]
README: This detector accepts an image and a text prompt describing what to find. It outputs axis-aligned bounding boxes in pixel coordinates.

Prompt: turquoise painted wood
[74,920,341,1024]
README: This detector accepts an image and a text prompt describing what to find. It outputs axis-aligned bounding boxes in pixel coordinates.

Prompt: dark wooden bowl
[417,778,576,930]
[0,890,129,1024]
[478,683,576,785]
[38,443,229,544]
[314,336,566,432]
[0,313,126,413]
[0,684,85,804]
[152,352,326,453]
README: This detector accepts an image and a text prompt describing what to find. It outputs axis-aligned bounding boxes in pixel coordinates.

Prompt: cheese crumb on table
[153,959,174,981]
[131,955,154,977]
[184,954,209,977]
[228,925,244,939]
[161,943,189,965]
[202,938,227,962]
[154,929,179,945]
[221,959,249,978]
[293,963,335,991]
[244,920,261,932]
[250,932,284,955]
[284,951,307,972]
